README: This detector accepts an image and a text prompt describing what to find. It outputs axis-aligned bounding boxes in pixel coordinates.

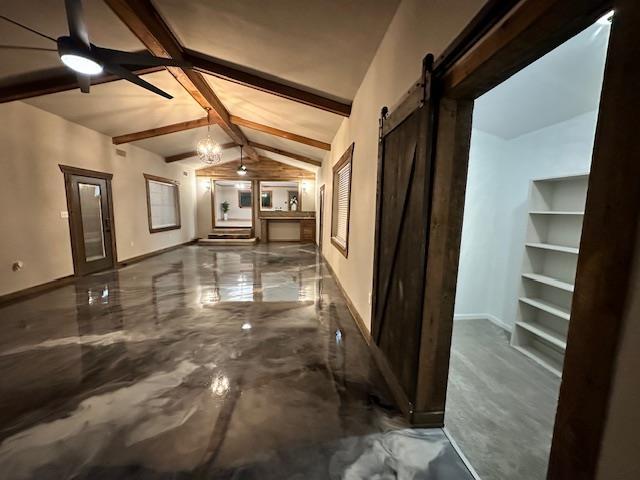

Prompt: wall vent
[115,149,127,157]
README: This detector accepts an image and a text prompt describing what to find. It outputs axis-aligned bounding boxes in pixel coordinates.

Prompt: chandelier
[197,109,223,165]
[237,145,248,176]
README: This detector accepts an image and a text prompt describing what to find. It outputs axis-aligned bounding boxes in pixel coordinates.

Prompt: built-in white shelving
[526,242,579,254]
[521,273,574,292]
[511,173,589,377]
[529,210,584,216]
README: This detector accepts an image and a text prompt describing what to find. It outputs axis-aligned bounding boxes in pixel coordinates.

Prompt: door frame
[318,184,325,248]
[59,165,117,276]
[371,0,639,478]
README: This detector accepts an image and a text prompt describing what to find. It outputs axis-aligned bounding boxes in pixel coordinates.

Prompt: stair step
[208,228,252,239]
[199,237,257,246]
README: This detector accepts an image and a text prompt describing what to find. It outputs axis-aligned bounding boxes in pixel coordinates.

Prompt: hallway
[0,244,472,479]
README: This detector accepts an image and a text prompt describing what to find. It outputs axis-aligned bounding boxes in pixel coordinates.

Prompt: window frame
[238,189,252,208]
[261,190,273,209]
[143,173,181,233]
[331,143,354,258]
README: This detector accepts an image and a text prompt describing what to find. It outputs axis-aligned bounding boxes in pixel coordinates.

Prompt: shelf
[516,321,566,350]
[512,344,563,377]
[519,297,571,321]
[525,242,579,254]
[529,210,584,215]
[521,273,574,292]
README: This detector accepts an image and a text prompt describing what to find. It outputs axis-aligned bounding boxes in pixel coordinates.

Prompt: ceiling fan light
[60,53,103,75]
[237,164,248,176]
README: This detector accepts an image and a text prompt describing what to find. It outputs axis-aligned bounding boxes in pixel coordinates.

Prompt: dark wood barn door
[371,60,438,418]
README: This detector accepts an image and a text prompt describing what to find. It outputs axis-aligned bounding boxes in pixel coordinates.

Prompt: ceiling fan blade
[77,74,90,93]
[64,0,90,48]
[92,47,190,68]
[103,63,173,99]
[0,45,57,52]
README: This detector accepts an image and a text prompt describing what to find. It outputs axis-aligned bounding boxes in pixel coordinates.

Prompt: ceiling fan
[0,0,189,98]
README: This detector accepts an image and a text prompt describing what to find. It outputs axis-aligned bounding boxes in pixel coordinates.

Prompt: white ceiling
[154,0,400,101]
[2,0,398,168]
[25,70,206,136]
[0,0,144,84]
[473,20,611,139]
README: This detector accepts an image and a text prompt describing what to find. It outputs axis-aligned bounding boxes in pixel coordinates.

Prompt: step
[198,237,257,246]
[208,233,252,239]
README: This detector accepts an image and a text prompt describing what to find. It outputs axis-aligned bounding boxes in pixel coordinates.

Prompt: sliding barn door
[371,59,438,418]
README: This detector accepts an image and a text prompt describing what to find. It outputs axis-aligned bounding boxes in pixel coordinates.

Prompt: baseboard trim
[321,252,443,428]
[117,239,197,267]
[0,275,76,306]
[1,240,198,306]
[454,313,511,332]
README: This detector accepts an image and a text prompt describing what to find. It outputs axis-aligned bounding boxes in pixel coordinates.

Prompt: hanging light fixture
[237,145,248,176]
[197,108,223,165]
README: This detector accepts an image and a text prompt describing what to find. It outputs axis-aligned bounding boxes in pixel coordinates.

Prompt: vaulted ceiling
[0,0,401,171]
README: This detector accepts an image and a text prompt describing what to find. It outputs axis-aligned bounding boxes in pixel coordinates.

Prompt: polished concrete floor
[0,244,472,479]
[446,319,561,480]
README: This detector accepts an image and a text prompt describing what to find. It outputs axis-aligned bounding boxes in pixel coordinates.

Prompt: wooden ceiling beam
[230,115,331,151]
[165,142,236,163]
[105,0,258,160]
[184,49,351,117]
[248,141,322,167]
[0,64,164,104]
[113,117,210,145]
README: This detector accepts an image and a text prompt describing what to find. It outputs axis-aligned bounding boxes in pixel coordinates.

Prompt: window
[144,174,181,233]
[331,143,354,257]
[261,190,273,208]
[238,190,252,208]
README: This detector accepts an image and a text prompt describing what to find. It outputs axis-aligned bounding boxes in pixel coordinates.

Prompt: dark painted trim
[0,275,76,306]
[0,240,197,306]
[117,239,197,267]
[321,252,444,428]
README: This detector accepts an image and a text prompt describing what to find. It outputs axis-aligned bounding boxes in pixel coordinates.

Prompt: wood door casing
[60,165,116,276]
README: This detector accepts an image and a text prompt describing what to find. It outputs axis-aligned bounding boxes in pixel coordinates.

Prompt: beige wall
[196,177,213,237]
[0,101,197,296]
[318,0,486,329]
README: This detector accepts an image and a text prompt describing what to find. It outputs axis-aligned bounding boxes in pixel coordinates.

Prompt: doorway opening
[60,165,116,276]
[447,13,612,480]
[212,180,253,228]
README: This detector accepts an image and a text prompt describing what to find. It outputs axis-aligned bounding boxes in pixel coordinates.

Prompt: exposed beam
[0,64,164,104]
[105,0,258,160]
[248,141,322,167]
[230,116,331,151]
[165,142,236,163]
[113,117,209,145]
[184,49,351,117]
[113,114,331,152]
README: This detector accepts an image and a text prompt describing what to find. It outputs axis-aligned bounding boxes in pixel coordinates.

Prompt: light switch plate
[60,211,69,218]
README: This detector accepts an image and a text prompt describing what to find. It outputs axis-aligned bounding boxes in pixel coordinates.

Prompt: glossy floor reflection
[0,244,472,479]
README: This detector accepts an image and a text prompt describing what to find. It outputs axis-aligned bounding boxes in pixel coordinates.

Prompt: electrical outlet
[60,211,69,218]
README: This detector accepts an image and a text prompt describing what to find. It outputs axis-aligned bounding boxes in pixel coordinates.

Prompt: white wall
[454,110,598,329]
[215,184,252,220]
[318,0,486,330]
[0,101,197,296]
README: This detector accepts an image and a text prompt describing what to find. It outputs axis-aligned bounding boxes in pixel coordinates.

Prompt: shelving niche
[511,174,588,377]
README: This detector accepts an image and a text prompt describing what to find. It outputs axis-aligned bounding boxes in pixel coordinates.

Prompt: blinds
[148,180,179,229]
[334,161,351,245]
